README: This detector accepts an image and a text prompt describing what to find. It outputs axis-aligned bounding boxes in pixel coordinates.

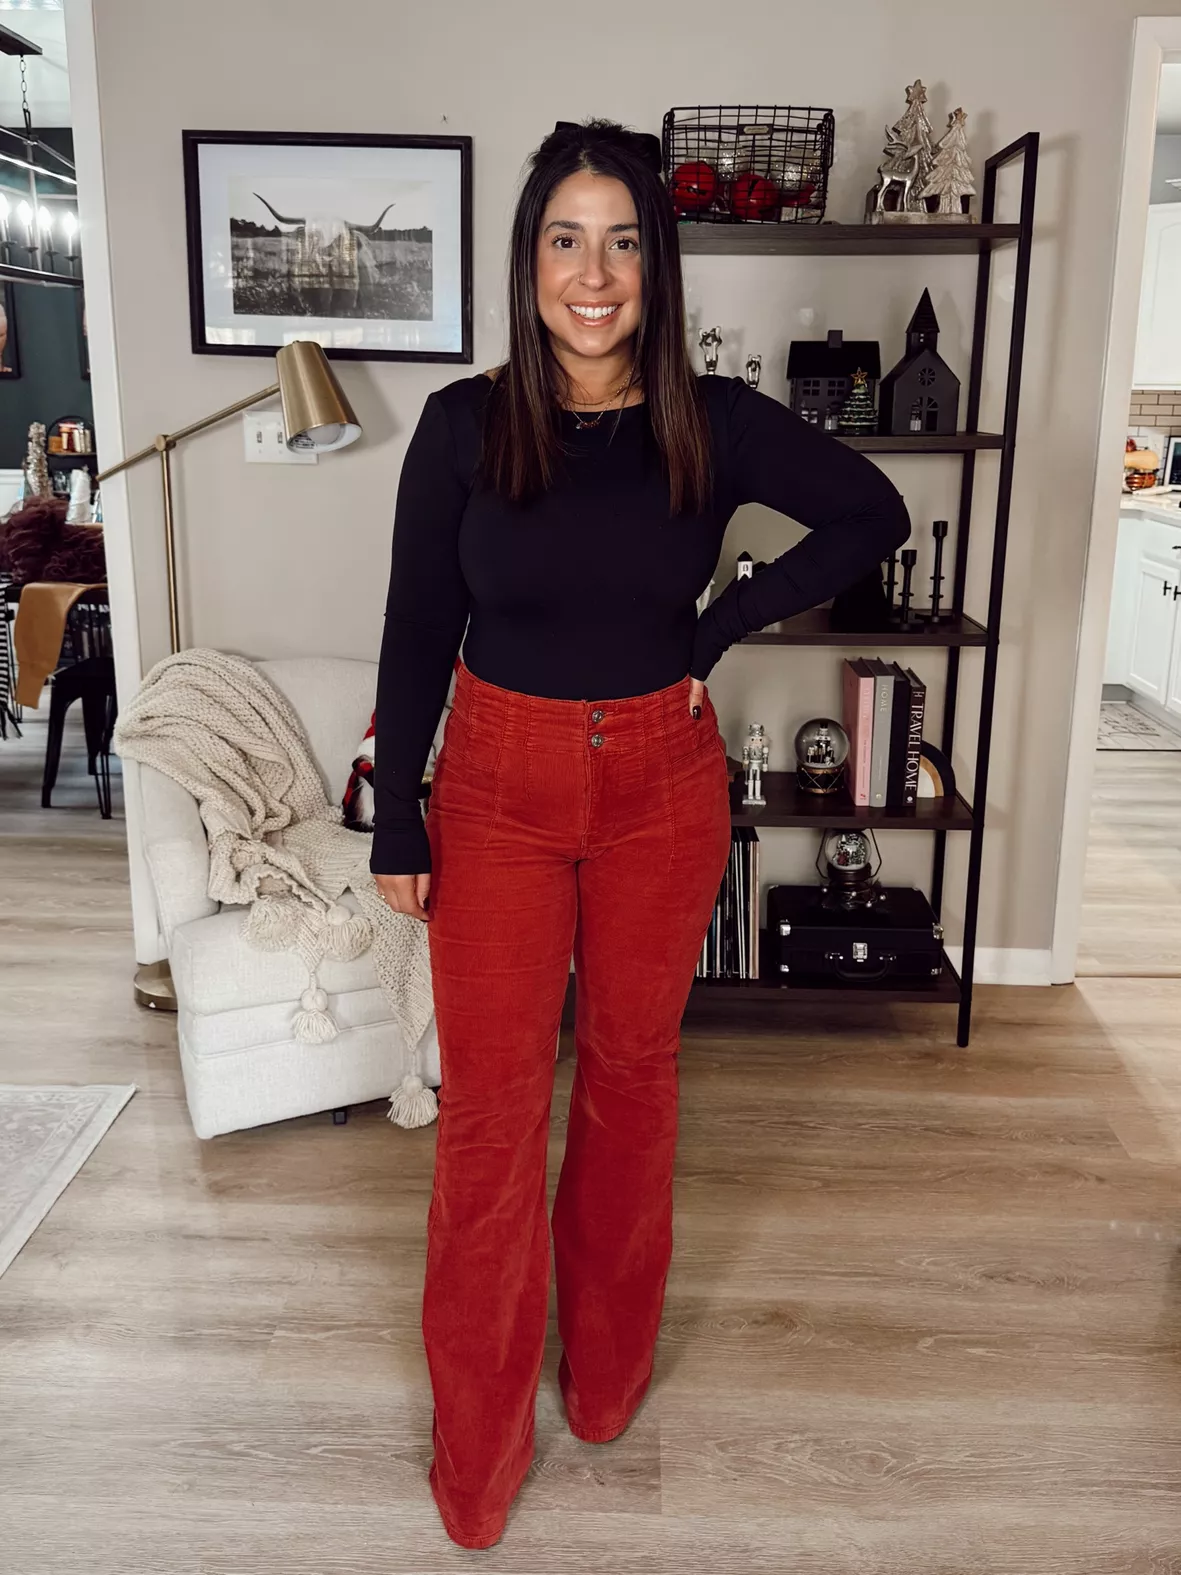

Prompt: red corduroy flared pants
[420,657,732,1548]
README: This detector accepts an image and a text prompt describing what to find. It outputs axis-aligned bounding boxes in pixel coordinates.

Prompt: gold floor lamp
[97,338,362,654]
[96,339,363,1008]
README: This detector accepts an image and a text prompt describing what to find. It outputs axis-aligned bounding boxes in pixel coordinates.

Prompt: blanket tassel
[244,894,303,951]
[388,1072,438,1129]
[388,1025,438,1128]
[322,901,371,961]
[293,983,338,1044]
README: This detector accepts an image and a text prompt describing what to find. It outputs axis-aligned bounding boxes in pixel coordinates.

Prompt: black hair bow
[552,120,663,175]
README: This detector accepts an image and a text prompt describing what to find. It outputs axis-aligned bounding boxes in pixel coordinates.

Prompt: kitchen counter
[1120,492,1181,527]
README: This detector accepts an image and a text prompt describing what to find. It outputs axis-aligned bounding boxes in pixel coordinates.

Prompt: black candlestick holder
[921,519,952,624]
[895,548,921,630]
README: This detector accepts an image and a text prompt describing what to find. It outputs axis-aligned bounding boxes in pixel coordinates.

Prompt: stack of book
[696,827,760,980]
[841,660,927,808]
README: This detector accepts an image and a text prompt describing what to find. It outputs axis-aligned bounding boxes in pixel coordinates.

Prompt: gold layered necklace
[567,370,640,430]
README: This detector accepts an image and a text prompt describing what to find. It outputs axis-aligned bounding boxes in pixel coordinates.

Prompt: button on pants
[421,657,733,1547]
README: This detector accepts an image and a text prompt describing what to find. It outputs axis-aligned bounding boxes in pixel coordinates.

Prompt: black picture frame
[0,281,20,379]
[182,129,473,364]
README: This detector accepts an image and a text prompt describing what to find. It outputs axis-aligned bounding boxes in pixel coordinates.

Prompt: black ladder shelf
[686,133,1039,1048]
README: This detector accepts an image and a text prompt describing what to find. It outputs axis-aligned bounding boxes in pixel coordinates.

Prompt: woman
[372,118,909,1549]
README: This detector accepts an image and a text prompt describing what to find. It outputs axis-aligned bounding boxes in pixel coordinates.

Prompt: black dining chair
[0,573,21,741]
[47,591,117,817]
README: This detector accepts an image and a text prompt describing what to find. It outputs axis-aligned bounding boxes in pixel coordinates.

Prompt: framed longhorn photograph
[0,282,20,379]
[182,130,473,362]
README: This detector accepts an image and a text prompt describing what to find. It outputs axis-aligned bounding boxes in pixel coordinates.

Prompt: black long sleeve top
[371,371,910,876]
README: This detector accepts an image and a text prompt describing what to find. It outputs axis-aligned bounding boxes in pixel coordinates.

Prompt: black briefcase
[766,885,945,988]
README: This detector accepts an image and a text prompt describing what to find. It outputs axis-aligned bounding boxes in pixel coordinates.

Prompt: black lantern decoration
[794,717,849,795]
[877,289,960,437]
[787,329,881,432]
[816,828,885,911]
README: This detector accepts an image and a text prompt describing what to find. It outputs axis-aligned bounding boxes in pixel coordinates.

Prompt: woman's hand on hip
[375,872,431,923]
[689,678,705,717]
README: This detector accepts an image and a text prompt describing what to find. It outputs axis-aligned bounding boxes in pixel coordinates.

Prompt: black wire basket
[661,104,835,225]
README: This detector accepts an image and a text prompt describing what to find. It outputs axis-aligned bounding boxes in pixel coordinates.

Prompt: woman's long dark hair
[481,118,712,517]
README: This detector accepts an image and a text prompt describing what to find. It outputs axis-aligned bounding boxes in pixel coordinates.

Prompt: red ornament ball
[781,180,818,208]
[669,160,718,211]
[729,173,780,221]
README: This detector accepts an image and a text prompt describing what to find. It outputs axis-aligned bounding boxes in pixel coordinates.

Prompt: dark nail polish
[692,705,702,719]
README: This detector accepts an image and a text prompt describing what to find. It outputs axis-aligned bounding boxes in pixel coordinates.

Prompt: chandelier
[0,18,80,288]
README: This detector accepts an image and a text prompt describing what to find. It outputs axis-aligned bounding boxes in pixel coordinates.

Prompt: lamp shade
[275,341,362,453]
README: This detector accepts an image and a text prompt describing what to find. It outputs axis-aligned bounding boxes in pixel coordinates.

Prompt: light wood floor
[1079,748,1181,975]
[3,711,1181,1572]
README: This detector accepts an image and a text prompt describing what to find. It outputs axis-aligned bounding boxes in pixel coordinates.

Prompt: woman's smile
[565,301,623,324]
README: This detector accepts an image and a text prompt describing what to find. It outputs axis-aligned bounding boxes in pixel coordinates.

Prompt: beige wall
[84,0,1147,960]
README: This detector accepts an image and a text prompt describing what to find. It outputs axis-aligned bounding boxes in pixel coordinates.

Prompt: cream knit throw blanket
[113,649,434,1084]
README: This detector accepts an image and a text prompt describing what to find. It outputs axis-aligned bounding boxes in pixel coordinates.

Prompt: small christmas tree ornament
[837,368,878,435]
[919,108,976,221]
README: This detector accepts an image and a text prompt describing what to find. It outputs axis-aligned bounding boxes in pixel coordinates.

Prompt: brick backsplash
[1130,389,1181,436]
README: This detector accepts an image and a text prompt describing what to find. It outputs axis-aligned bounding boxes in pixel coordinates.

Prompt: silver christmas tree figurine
[919,108,976,221]
[24,422,50,499]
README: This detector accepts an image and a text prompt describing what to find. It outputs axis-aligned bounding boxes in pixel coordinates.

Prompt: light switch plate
[243,411,317,464]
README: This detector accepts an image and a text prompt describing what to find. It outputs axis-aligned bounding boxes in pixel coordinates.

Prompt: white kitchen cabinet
[1134,204,1181,388]
[1128,554,1180,704]
[1168,601,1181,718]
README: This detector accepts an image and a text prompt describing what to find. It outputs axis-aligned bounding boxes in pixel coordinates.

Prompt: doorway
[1053,19,1181,982]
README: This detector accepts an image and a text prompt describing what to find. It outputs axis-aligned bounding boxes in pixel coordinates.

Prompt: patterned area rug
[1097,702,1181,751]
[0,1085,136,1277]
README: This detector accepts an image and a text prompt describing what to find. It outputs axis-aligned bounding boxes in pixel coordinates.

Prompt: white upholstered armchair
[131,655,440,1139]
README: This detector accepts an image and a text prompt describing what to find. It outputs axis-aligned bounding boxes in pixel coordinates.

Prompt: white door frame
[1050,16,1181,983]
[63,0,164,966]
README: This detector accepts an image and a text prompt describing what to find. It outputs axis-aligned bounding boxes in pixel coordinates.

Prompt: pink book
[841,658,875,805]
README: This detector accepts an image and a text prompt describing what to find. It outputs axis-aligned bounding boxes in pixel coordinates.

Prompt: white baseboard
[944,947,1053,986]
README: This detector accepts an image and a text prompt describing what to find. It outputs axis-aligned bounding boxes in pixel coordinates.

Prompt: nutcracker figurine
[699,325,723,375]
[741,722,770,807]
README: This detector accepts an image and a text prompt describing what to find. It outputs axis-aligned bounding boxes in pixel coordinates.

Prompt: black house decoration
[877,289,960,436]
[787,329,881,430]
